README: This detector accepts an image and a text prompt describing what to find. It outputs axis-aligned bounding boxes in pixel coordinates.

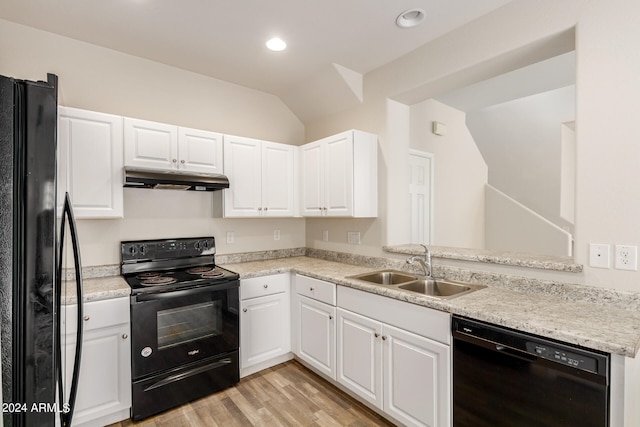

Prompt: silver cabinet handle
[382,336,387,341]
[264,207,268,211]
[122,334,128,340]
[329,315,333,320]
[180,159,185,164]
[374,333,380,338]
[310,287,314,291]
[172,158,177,163]
[83,316,90,321]
[243,308,248,313]
[263,284,268,288]
[258,207,263,211]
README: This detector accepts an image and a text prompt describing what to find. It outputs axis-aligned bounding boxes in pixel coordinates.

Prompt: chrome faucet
[406,244,432,277]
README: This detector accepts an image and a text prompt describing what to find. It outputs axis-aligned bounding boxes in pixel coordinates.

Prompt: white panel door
[336,308,383,409]
[240,293,290,369]
[409,150,434,245]
[324,132,354,216]
[177,127,224,174]
[124,117,178,170]
[300,140,324,216]
[223,135,262,217]
[383,324,450,427]
[297,295,336,379]
[262,141,295,217]
[58,107,124,218]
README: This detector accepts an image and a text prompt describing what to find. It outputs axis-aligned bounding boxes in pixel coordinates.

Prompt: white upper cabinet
[58,107,124,218]
[177,127,224,174]
[124,118,177,170]
[223,135,297,217]
[301,130,377,217]
[124,118,223,174]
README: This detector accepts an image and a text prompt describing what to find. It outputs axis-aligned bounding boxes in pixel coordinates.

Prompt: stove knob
[194,241,202,251]
[139,245,147,256]
[202,240,210,250]
[129,245,137,255]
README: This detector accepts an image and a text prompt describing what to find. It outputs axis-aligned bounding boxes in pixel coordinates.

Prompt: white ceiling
[0,0,512,123]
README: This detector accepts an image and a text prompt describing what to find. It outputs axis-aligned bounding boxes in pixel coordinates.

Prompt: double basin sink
[347,270,485,300]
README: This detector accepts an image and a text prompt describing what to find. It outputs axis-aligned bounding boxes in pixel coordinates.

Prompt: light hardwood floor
[110,361,395,426]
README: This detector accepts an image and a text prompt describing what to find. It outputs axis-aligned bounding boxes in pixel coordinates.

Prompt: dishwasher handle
[454,328,538,363]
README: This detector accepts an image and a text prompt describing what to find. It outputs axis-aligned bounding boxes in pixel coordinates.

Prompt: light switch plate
[589,243,610,268]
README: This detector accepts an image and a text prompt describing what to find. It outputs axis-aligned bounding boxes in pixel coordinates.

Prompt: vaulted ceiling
[0,0,512,123]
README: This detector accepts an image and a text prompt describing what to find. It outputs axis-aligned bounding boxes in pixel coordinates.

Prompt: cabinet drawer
[295,275,336,306]
[240,273,289,300]
[63,297,130,334]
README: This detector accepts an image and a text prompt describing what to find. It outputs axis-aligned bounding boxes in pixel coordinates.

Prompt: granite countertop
[223,256,640,358]
[62,275,130,305]
[75,255,640,357]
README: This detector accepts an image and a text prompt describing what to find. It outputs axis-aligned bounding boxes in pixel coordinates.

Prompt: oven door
[130,280,239,379]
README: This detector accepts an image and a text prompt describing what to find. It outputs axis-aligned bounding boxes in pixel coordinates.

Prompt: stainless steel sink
[348,270,418,285]
[347,270,485,299]
[398,279,484,299]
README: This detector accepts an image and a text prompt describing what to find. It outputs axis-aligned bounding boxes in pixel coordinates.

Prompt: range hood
[124,167,229,191]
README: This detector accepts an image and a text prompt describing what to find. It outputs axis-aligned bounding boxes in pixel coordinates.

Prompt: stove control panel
[122,237,216,262]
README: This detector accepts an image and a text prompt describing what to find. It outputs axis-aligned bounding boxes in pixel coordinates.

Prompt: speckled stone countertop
[70,252,640,357]
[222,256,640,358]
[62,275,130,305]
[385,244,583,272]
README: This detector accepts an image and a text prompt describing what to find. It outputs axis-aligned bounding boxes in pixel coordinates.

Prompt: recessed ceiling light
[396,8,426,28]
[266,37,287,51]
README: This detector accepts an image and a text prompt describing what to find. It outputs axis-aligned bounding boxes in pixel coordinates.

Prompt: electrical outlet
[589,244,610,268]
[273,229,280,241]
[226,231,235,244]
[615,245,638,271]
[322,230,329,242]
[347,231,361,245]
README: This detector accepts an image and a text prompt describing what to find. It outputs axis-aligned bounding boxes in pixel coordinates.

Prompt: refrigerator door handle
[56,192,84,427]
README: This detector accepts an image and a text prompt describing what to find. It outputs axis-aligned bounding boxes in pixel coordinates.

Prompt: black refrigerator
[0,73,83,427]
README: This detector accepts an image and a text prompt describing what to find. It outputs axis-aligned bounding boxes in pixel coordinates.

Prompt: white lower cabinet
[337,287,451,427]
[240,273,292,377]
[62,297,131,427]
[294,274,337,380]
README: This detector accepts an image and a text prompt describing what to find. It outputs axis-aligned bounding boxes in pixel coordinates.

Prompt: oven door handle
[134,281,239,301]
[143,358,233,392]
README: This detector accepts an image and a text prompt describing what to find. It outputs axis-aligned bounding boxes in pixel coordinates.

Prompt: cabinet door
[124,117,178,170]
[62,298,131,427]
[383,324,450,427]
[58,107,124,218]
[324,132,353,216]
[177,127,224,174]
[262,141,296,217]
[336,308,383,409]
[297,295,336,380]
[223,135,262,217]
[300,140,325,216]
[64,323,131,427]
[240,293,290,369]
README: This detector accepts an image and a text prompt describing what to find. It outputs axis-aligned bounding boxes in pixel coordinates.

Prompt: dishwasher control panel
[526,342,598,373]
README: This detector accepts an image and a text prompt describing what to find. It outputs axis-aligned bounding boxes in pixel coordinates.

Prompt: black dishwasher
[452,316,610,427]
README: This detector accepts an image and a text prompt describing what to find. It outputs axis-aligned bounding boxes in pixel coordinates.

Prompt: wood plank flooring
[110,361,395,427]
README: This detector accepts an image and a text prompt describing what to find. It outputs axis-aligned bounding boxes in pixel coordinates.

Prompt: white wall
[0,19,306,266]
[467,85,575,228]
[410,99,487,249]
[485,184,572,256]
[306,0,640,292]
